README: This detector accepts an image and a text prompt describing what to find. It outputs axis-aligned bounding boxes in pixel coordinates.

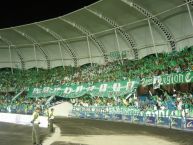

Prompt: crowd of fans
[0,46,192,91]
[0,92,47,114]
[70,90,193,111]
[0,46,192,116]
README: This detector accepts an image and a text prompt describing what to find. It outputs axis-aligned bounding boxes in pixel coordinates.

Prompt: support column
[58,41,65,68]
[115,29,123,64]
[87,36,92,66]
[186,3,193,29]
[8,45,13,74]
[148,19,158,57]
[33,44,38,72]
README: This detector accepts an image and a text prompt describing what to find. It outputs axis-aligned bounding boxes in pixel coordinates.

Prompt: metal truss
[121,0,176,51]
[13,28,51,69]
[86,7,139,59]
[59,18,108,62]
[36,24,78,66]
[0,35,25,69]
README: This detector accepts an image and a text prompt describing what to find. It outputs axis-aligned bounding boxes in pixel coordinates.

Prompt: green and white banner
[142,71,193,86]
[28,80,140,98]
[28,71,193,98]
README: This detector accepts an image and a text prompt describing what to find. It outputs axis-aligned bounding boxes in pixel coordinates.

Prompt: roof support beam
[85,8,138,59]
[0,35,25,70]
[36,24,78,66]
[121,0,176,51]
[186,1,193,30]
[86,36,92,66]
[58,42,65,68]
[13,28,51,69]
[115,29,123,64]
[33,44,38,72]
[148,19,157,57]
[59,17,108,63]
[8,45,13,74]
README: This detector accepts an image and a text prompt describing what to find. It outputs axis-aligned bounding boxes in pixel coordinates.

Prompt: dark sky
[0,0,98,29]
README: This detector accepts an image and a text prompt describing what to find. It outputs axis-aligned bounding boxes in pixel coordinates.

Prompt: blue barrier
[98,113,105,120]
[145,116,156,125]
[103,114,113,120]
[133,115,144,124]
[79,112,86,118]
[185,118,193,131]
[114,114,122,121]
[157,117,170,128]
[71,106,193,132]
[123,115,132,122]
[171,117,182,129]
[87,113,95,119]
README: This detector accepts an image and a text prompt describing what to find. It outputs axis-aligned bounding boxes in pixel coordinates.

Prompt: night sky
[0,0,98,29]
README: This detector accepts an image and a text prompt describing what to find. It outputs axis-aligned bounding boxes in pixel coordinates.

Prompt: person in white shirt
[31,107,41,145]
[177,99,183,111]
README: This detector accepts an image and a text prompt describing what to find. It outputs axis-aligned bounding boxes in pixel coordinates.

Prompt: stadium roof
[0,0,193,69]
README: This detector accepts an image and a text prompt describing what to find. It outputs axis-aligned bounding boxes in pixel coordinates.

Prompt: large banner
[28,80,140,98]
[142,71,193,86]
[28,71,193,98]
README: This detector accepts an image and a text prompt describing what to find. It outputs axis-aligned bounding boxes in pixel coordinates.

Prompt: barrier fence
[70,106,193,131]
[0,113,48,128]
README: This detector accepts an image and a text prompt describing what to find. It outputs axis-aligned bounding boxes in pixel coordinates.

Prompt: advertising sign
[79,112,85,118]
[171,117,182,129]
[123,115,132,122]
[98,113,105,120]
[133,115,144,124]
[185,118,193,131]
[104,114,113,120]
[0,113,48,128]
[114,114,122,121]
[145,116,156,125]
[157,117,170,128]
[87,113,95,119]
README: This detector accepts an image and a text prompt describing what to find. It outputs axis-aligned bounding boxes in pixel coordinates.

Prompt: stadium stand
[0,46,192,117]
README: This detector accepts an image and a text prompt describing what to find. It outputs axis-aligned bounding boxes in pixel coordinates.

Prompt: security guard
[31,107,41,145]
[45,108,49,121]
[48,108,54,133]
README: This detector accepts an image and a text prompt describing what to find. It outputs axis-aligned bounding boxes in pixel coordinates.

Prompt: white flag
[153,76,161,89]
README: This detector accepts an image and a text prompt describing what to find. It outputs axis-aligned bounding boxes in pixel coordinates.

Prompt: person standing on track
[48,108,55,133]
[31,107,42,145]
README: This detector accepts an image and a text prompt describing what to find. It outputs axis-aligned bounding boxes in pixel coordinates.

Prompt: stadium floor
[51,118,193,145]
[0,122,48,145]
[0,118,193,145]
